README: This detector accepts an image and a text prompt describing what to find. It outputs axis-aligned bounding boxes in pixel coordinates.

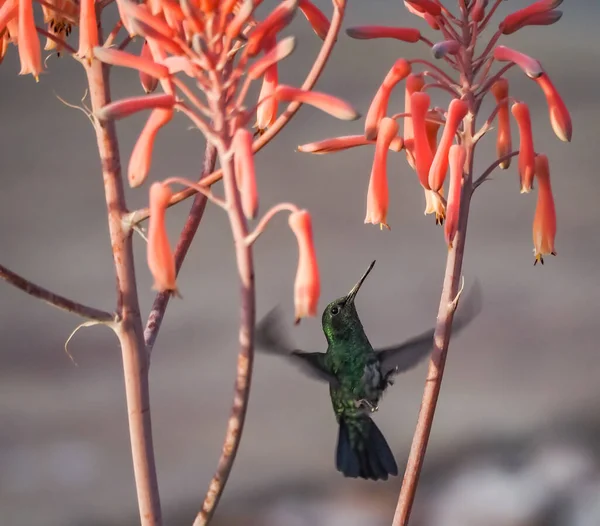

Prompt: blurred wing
[255,307,338,385]
[377,279,483,378]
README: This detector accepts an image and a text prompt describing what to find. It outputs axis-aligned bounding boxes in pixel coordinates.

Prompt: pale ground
[1,2,599,525]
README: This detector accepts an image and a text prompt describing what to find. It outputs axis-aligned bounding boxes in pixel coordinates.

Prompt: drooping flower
[491,79,512,169]
[273,85,359,121]
[288,210,320,324]
[128,107,174,188]
[493,45,543,79]
[410,91,434,189]
[445,145,465,248]
[77,0,98,61]
[255,34,279,134]
[96,93,176,122]
[511,102,536,193]
[532,154,557,265]
[364,58,411,140]
[429,99,468,191]
[534,72,572,142]
[147,182,178,294]
[17,0,43,80]
[403,73,425,169]
[233,128,259,219]
[299,0,330,40]
[40,0,78,54]
[364,117,399,229]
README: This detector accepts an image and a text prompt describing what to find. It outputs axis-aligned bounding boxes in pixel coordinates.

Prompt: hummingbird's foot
[355,399,379,413]
[448,275,465,312]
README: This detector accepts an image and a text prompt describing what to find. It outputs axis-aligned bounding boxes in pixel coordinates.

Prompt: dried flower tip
[428,99,468,191]
[364,58,411,140]
[364,117,399,230]
[299,0,330,41]
[532,154,557,265]
[431,40,461,59]
[288,210,320,323]
[445,145,465,248]
[273,85,359,121]
[500,0,562,34]
[147,182,178,295]
[96,94,176,122]
[491,79,512,169]
[233,128,259,220]
[493,45,543,79]
[534,73,572,142]
[17,0,43,80]
[128,108,174,188]
[410,91,434,189]
[511,102,536,193]
[346,26,421,43]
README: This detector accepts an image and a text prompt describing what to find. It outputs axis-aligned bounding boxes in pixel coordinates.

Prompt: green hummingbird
[255,260,482,481]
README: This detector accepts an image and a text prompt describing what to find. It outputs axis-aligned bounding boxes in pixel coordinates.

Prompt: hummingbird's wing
[255,307,339,385]
[376,280,483,378]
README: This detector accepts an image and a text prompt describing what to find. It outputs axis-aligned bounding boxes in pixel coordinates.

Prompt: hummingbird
[255,260,482,481]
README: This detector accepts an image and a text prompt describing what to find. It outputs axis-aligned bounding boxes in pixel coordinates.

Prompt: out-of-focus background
[1,1,599,525]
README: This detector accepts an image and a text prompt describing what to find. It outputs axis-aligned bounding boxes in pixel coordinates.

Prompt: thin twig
[124,0,349,226]
[473,151,519,190]
[144,143,217,357]
[36,27,77,55]
[0,263,115,322]
[83,41,162,526]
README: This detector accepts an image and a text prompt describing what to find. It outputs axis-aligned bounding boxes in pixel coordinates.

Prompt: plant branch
[124,0,348,226]
[144,143,217,357]
[84,51,162,525]
[473,151,519,189]
[0,263,115,322]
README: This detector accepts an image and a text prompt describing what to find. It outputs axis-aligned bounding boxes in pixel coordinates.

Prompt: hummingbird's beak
[345,260,376,305]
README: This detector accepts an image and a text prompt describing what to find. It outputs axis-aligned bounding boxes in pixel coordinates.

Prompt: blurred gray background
[1,1,599,525]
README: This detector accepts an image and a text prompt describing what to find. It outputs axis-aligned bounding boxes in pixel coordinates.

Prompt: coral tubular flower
[511,102,536,193]
[40,0,78,53]
[273,85,359,121]
[248,36,295,80]
[491,79,512,169]
[255,35,279,133]
[96,93,176,122]
[78,0,98,60]
[500,0,562,34]
[501,9,562,35]
[299,0,330,41]
[17,0,43,80]
[139,42,159,93]
[471,0,486,22]
[532,154,557,265]
[364,117,399,230]
[298,134,403,154]
[429,99,468,191]
[534,72,572,142]
[246,0,297,57]
[445,145,465,248]
[0,0,18,36]
[410,92,434,190]
[431,40,460,59]
[364,58,411,140]
[425,111,440,155]
[403,73,425,170]
[233,128,259,220]
[404,0,441,17]
[147,182,178,294]
[225,0,253,41]
[93,46,169,79]
[128,107,173,188]
[346,26,421,43]
[493,45,543,79]
[288,210,320,324]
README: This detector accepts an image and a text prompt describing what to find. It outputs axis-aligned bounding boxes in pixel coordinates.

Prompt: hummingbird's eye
[330,306,340,315]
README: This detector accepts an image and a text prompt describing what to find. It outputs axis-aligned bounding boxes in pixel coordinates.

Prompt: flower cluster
[299,0,570,264]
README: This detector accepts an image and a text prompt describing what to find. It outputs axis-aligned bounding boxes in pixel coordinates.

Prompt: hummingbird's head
[321,260,376,343]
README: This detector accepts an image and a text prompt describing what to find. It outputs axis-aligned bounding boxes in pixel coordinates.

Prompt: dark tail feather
[336,417,398,481]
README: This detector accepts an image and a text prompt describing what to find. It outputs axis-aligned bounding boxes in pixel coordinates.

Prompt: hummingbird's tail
[335,415,398,481]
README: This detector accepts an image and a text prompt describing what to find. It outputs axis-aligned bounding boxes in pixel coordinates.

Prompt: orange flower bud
[534,72,572,142]
[403,73,425,170]
[233,128,259,220]
[364,117,399,230]
[491,79,512,169]
[255,35,279,133]
[404,0,441,17]
[78,0,98,61]
[532,154,556,265]
[428,99,468,191]
[96,93,176,122]
[248,36,295,80]
[501,10,562,35]
[403,0,439,29]
[471,0,486,22]
[225,0,253,41]
[493,45,543,79]
[425,111,440,154]
[431,40,460,59]
[299,0,330,41]
[298,134,403,154]
[500,0,562,34]
[147,182,178,294]
[410,92,433,189]
[364,58,411,140]
[17,0,43,80]
[511,102,536,193]
[139,41,159,93]
[273,85,359,121]
[93,46,170,79]
[445,145,465,248]
[346,26,421,43]
[128,107,173,188]
[246,0,297,57]
[288,210,320,324]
